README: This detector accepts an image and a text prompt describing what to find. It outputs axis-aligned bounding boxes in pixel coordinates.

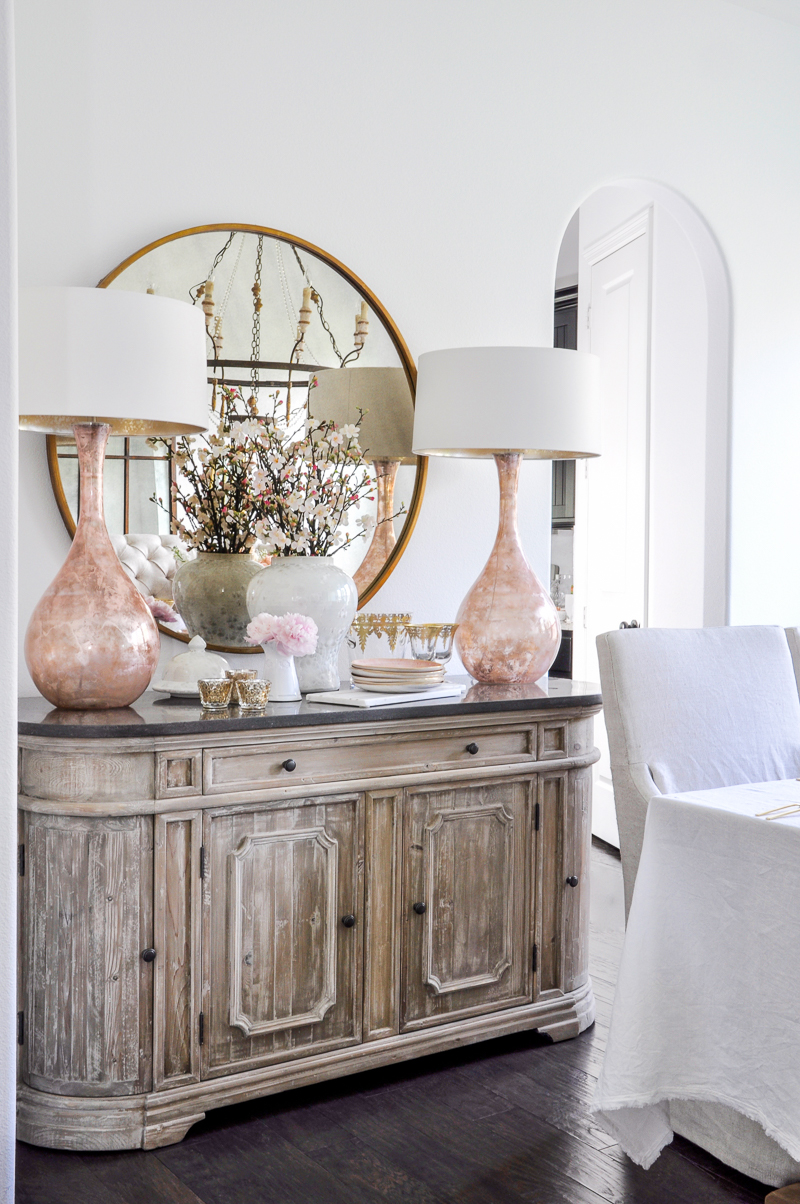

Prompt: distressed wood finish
[363,790,403,1041]
[202,723,535,796]
[401,778,532,1031]
[17,698,600,1150]
[153,811,203,1089]
[563,765,593,993]
[155,751,203,800]
[20,745,154,804]
[22,812,153,1098]
[537,772,566,995]
[202,794,363,1079]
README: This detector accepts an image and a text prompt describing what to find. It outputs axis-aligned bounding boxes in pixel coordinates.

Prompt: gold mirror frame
[46,223,428,652]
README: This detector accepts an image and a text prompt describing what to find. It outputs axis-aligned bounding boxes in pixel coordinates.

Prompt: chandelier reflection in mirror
[46,225,426,647]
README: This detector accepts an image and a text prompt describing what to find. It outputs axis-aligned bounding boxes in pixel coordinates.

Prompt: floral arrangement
[246,611,319,658]
[150,384,377,557]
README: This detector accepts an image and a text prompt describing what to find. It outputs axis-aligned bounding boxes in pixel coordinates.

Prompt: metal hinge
[198,1012,205,1045]
[17,1012,24,1045]
[18,845,24,877]
[534,802,540,832]
[532,945,538,974]
[586,303,591,329]
[199,846,206,879]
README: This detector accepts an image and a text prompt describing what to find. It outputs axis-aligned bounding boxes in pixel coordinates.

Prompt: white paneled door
[574,219,651,846]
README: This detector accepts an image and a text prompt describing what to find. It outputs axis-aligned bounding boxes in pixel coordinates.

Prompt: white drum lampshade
[412,347,600,683]
[19,286,209,436]
[19,286,209,710]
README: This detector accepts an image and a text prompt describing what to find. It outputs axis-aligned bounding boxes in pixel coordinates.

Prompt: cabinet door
[401,779,532,1031]
[21,812,153,1096]
[202,794,362,1078]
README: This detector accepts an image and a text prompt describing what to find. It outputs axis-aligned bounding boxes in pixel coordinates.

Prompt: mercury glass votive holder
[197,678,234,711]
[225,669,258,682]
[405,623,459,665]
[235,678,271,711]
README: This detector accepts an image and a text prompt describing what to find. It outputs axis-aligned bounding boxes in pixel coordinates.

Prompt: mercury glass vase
[173,552,266,649]
[455,453,560,683]
[25,423,161,709]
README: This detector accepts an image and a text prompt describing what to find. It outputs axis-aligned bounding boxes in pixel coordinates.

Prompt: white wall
[0,0,17,1195]
[14,0,800,695]
[556,211,579,290]
[15,0,800,695]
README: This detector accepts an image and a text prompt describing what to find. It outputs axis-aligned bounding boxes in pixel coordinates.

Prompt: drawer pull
[282,758,297,773]
[141,947,157,963]
[465,742,479,755]
[341,914,356,928]
[566,875,579,888]
[413,902,427,915]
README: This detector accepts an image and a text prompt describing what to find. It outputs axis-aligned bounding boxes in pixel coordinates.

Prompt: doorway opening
[552,181,732,843]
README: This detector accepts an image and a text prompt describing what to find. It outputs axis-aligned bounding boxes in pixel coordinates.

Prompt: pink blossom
[246,611,318,657]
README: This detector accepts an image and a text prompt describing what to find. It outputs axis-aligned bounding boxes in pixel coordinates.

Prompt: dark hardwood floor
[15,842,771,1203]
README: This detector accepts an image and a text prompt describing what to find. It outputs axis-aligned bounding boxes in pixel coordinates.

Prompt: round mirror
[46,224,427,651]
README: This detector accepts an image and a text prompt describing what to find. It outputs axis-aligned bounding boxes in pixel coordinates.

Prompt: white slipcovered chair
[597,624,800,1186]
[110,533,187,601]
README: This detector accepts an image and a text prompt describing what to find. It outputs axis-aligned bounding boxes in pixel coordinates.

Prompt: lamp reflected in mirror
[45,224,428,652]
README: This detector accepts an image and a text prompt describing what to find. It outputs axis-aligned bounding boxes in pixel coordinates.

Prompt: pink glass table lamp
[19,287,208,709]
[412,347,600,683]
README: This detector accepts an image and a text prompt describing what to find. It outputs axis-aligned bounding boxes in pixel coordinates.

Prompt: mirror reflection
[47,225,425,648]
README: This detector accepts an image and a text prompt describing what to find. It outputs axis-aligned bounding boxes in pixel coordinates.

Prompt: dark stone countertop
[18,677,602,740]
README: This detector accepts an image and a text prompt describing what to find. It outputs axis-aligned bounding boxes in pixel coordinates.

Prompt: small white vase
[261,642,301,702]
[246,556,358,692]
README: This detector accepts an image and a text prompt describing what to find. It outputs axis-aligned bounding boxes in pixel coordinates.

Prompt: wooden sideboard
[16,680,601,1151]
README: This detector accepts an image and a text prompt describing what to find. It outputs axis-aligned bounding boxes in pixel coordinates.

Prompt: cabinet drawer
[203,726,535,795]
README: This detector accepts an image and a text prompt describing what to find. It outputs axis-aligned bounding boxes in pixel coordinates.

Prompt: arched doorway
[553,181,731,843]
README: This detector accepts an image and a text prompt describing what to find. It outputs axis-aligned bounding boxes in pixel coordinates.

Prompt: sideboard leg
[143,1110,206,1150]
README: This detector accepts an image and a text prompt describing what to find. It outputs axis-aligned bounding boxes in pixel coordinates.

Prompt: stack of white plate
[350,658,446,693]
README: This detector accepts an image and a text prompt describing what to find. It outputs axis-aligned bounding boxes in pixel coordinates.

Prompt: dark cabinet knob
[341,914,356,928]
[566,875,579,888]
[465,742,479,755]
[282,758,297,773]
[413,902,427,915]
[141,947,157,963]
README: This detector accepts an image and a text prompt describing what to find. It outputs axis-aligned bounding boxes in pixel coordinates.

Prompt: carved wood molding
[423,804,514,997]
[228,827,338,1037]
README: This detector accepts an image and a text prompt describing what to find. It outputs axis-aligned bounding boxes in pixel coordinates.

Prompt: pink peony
[246,611,318,658]
[246,612,280,645]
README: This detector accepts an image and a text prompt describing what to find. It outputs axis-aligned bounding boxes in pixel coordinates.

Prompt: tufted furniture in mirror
[110,533,185,602]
